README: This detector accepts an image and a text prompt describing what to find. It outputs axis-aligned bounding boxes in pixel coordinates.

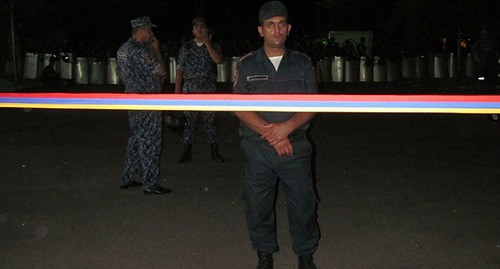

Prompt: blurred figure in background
[357,37,368,57]
[40,54,61,88]
[473,24,498,94]
[472,24,499,121]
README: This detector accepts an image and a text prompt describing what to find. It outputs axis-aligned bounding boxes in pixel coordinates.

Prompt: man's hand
[234,111,294,156]
[150,36,166,77]
[261,122,293,146]
[151,36,161,51]
[155,66,166,77]
[195,28,211,45]
[272,138,293,156]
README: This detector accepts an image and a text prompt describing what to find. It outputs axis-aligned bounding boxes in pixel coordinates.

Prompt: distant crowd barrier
[22,53,122,85]
[168,56,241,83]
[21,52,483,85]
[22,54,246,85]
[215,56,241,83]
[315,53,481,83]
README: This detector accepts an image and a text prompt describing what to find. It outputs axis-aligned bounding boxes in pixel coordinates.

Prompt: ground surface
[0,81,499,268]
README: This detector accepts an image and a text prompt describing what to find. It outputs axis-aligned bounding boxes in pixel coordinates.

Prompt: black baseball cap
[259,1,288,24]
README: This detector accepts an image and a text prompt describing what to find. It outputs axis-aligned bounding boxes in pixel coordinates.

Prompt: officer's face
[192,21,208,37]
[139,25,155,43]
[258,16,291,50]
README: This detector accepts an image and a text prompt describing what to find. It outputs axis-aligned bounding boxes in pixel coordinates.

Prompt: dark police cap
[130,16,157,28]
[259,1,288,23]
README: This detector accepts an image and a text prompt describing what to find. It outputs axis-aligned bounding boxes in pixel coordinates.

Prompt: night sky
[8,1,313,48]
[2,0,499,55]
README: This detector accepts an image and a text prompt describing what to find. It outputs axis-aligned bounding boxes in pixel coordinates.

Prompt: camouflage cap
[192,17,206,26]
[130,16,157,28]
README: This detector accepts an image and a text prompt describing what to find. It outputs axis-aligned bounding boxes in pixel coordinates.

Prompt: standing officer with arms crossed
[233,2,320,269]
[117,16,172,195]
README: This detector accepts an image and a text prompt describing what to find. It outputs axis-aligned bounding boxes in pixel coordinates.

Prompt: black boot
[298,254,317,269]
[177,144,192,163]
[257,251,273,269]
[210,143,225,163]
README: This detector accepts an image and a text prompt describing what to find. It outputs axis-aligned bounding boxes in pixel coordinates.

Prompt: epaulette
[239,51,256,63]
[291,50,313,61]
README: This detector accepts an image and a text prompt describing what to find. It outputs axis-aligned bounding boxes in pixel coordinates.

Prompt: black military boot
[210,143,225,163]
[256,251,273,269]
[298,254,317,269]
[177,144,192,163]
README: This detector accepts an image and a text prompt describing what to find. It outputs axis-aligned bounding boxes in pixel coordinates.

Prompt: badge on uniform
[246,75,269,81]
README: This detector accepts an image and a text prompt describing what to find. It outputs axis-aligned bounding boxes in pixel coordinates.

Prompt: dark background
[0,0,499,57]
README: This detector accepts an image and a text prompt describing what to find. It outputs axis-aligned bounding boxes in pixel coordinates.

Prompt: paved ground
[1,81,499,268]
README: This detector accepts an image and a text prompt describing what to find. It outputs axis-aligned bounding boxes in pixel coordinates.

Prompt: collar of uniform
[190,39,205,47]
[130,37,146,46]
[255,46,288,62]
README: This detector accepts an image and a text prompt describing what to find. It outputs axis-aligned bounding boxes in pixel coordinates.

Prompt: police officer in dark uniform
[233,2,320,268]
[117,16,172,195]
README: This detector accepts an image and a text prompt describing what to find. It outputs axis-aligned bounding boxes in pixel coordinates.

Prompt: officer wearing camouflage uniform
[175,17,225,163]
[233,2,320,269]
[117,16,171,195]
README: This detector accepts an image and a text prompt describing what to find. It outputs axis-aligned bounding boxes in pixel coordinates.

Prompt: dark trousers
[121,111,162,189]
[241,138,320,256]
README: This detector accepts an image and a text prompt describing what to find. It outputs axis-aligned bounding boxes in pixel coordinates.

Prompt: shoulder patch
[117,50,127,60]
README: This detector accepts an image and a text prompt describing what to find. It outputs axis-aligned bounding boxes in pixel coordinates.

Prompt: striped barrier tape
[1,93,500,114]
